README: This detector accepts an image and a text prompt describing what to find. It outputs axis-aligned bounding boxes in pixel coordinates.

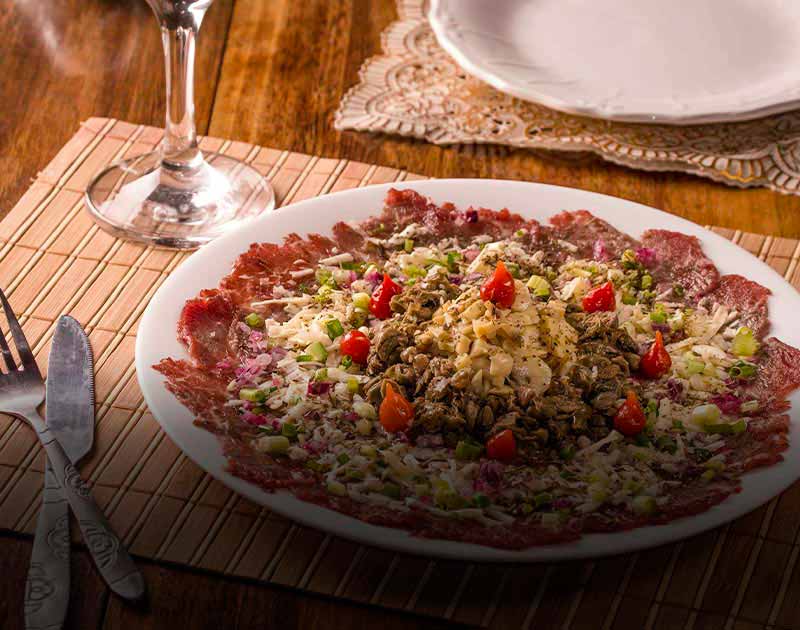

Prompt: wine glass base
[84,150,275,249]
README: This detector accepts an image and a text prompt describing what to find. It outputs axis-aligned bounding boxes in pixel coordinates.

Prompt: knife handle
[25,460,70,630]
[29,412,145,601]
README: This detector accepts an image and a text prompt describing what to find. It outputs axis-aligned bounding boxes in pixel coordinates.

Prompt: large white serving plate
[137,179,800,562]
[428,0,800,125]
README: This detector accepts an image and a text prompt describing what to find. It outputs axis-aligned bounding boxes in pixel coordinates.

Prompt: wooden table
[2,1,800,628]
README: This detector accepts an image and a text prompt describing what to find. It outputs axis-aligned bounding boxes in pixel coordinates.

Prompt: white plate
[428,0,800,125]
[137,180,800,562]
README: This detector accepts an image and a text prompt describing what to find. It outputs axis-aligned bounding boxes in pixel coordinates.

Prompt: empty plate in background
[428,0,800,124]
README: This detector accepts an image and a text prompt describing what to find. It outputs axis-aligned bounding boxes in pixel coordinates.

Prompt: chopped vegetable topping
[480,261,516,308]
[614,391,647,436]
[581,281,615,313]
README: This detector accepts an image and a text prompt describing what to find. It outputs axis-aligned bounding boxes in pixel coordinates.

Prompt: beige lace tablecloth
[335,0,800,194]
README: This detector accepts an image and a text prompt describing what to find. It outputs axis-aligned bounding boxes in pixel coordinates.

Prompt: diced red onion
[710,393,741,415]
[652,323,671,335]
[635,247,657,267]
[307,381,332,396]
[592,239,611,261]
[242,411,268,426]
[666,379,685,402]
[465,209,479,223]
[463,248,480,262]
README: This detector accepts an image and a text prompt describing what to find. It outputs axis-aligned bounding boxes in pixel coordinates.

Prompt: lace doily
[335,0,800,194]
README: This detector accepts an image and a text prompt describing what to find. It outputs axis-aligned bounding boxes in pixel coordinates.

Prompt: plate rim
[427,0,800,125]
[136,178,800,562]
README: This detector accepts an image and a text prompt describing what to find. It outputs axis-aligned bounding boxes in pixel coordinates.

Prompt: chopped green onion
[634,433,651,447]
[340,261,366,273]
[692,403,721,426]
[515,229,526,238]
[686,358,705,375]
[526,275,551,298]
[649,304,667,324]
[403,264,425,278]
[281,423,298,439]
[314,285,333,304]
[632,495,657,515]
[315,268,336,287]
[656,435,677,454]
[258,435,290,455]
[336,453,350,465]
[672,420,685,431]
[325,318,344,340]
[455,439,483,461]
[673,284,685,298]
[340,355,353,369]
[352,292,370,311]
[706,419,747,435]
[306,341,328,362]
[645,399,658,416]
[314,368,329,382]
[728,360,758,380]
[239,388,266,403]
[640,274,653,289]
[621,291,637,305]
[295,354,314,363]
[506,263,521,279]
[382,482,402,499]
[244,312,264,328]
[472,493,490,508]
[327,480,347,496]
[559,445,576,461]
[446,251,461,272]
[731,327,759,357]
[404,238,414,253]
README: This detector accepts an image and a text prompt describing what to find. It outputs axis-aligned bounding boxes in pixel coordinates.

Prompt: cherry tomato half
[369,274,402,320]
[581,280,616,313]
[480,261,516,309]
[614,391,647,437]
[340,330,371,365]
[640,331,672,379]
[379,383,415,433]
[486,429,517,461]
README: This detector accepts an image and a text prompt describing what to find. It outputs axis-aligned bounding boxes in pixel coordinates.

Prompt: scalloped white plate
[137,180,800,562]
[428,0,800,124]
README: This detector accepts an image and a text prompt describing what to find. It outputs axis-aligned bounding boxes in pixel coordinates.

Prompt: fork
[0,290,145,605]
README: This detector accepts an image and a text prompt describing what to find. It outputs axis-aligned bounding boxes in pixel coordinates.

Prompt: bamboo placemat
[2,118,800,629]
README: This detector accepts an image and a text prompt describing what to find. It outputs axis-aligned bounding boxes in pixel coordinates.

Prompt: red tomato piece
[581,281,616,313]
[614,391,647,436]
[369,274,402,320]
[640,331,672,379]
[340,330,370,365]
[480,261,516,308]
[486,429,517,461]
[379,383,414,433]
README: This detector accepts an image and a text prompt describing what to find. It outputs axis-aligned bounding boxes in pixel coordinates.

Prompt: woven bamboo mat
[2,118,800,629]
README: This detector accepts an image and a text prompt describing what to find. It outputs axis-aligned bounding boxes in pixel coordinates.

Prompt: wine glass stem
[160,19,202,169]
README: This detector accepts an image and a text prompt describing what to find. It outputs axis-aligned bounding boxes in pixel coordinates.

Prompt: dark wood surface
[2,0,800,628]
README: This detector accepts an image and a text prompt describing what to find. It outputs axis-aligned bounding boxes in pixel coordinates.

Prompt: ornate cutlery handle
[29,412,145,601]
[25,461,70,630]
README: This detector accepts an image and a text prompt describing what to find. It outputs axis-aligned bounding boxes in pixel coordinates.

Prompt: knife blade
[46,315,95,462]
[25,315,94,630]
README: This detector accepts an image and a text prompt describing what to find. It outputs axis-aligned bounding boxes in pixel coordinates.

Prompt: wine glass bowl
[85,0,274,249]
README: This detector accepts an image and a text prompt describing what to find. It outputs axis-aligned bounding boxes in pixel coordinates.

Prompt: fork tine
[0,331,15,372]
[0,288,39,374]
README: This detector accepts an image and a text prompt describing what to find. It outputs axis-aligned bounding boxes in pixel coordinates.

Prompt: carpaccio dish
[156,189,800,549]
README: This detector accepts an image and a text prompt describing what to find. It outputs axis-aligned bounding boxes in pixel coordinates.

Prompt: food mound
[156,189,800,549]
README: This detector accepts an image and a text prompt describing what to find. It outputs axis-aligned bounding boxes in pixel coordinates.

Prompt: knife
[24,316,142,630]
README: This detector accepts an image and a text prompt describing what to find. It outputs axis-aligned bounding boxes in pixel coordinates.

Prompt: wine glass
[85,0,274,249]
